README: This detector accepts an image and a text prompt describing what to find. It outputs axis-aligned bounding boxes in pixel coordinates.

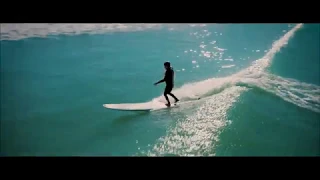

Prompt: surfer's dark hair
[164,61,170,66]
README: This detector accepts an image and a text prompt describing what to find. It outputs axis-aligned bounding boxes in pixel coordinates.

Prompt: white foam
[0,23,209,41]
[214,47,227,51]
[239,74,320,113]
[222,65,235,68]
[0,24,160,40]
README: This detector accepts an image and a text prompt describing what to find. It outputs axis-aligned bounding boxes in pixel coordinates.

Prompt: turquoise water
[1,23,319,156]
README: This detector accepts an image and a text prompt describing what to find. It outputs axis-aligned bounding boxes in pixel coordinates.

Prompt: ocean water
[1,23,319,156]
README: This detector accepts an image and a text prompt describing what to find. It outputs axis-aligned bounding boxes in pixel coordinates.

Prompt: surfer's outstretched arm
[154,72,168,85]
[154,79,165,85]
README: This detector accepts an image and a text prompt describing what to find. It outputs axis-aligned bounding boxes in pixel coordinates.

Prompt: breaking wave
[0,23,207,41]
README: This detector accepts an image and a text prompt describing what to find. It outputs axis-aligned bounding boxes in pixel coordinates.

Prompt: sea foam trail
[238,73,320,113]
[152,23,319,114]
[146,24,309,156]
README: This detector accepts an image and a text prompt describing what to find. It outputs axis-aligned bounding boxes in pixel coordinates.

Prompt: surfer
[154,61,179,107]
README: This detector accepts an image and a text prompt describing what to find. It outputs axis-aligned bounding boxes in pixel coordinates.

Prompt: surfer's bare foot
[175,99,179,103]
[165,103,171,107]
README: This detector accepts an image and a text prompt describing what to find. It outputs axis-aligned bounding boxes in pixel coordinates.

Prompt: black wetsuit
[155,67,179,104]
[164,67,174,93]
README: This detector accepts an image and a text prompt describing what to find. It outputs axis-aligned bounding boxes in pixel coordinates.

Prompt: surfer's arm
[154,79,165,85]
[154,72,168,85]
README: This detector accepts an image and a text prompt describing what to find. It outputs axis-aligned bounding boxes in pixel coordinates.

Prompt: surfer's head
[164,61,170,69]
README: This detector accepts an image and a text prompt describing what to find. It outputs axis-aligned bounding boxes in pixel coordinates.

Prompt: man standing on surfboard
[154,61,179,107]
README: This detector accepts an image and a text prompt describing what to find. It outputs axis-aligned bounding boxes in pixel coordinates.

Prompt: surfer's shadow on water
[112,108,176,125]
[112,112,150,125]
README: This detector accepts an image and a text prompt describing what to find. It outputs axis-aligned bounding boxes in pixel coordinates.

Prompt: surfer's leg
[164,93,170,106]
[168,93,179,103]
[166,85,179,103]
[164,86,171,106]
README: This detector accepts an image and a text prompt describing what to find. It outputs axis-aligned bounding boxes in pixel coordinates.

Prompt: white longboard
[103,102,154,111]
[103,101,179,112]
[103,98,200,112]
